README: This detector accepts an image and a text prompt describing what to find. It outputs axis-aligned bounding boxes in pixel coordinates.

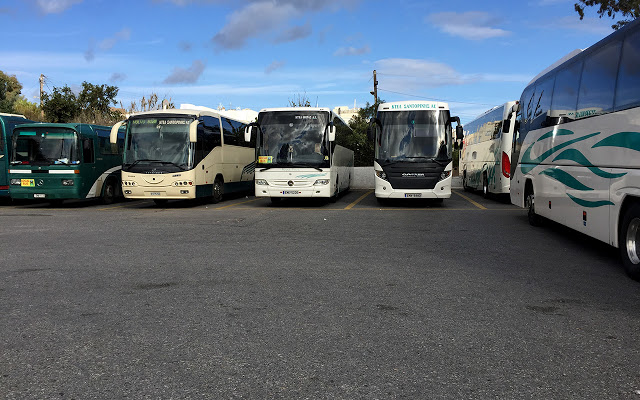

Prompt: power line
[377,88,496,107]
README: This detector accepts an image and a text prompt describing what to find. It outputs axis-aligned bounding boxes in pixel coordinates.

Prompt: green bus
[0,113,33,199]
[8,123,125,205]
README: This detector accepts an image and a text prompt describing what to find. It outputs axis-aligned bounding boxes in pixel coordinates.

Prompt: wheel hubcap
[626,217,640,264]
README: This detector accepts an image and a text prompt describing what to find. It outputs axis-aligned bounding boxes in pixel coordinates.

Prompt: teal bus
[8,123,125,205]
[0,113,33,199]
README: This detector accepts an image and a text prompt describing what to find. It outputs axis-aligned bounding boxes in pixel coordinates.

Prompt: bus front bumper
[375,176,452,199]
[122,185,196,200]
[255,183,332,198]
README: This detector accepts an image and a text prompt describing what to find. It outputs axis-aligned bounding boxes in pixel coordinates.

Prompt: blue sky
[0,0,623,123]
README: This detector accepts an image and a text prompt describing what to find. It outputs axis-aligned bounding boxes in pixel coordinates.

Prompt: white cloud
[374,58,530,92]
[35,0,82,14]
[545,16,614,36]
[334,45,370,57]
[428,11,510,40]
[265,60,286,74]
[99,28,131,51]
[163,60,206,84]
[212,0,360,50]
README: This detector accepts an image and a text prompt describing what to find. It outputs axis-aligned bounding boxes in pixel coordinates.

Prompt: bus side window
[222,118,237,146]
[615,29,640,110]
[83,138,94,163]
[577,40,622,117]
[550,61,583,125]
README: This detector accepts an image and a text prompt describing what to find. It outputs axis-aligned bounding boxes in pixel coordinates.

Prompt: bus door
[0,121,7,193]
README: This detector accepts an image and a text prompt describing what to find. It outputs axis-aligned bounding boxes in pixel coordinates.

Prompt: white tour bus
[460,101,518,197]
[368,101,463,202]
[244,107,354,203]
[510,17,640,280]
[110,107,256,205]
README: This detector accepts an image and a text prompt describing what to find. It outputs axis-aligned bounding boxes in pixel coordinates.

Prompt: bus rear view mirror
[456,125,464,140]
[244,126,253,142]
[328,125,336,142]
[110,121,124,144]
[189,120,199,143]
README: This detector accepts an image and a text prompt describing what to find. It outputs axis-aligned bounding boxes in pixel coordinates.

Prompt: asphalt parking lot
[1,189,639,399]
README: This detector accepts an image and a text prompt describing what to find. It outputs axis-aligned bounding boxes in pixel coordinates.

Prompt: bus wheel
[462,172,470,192]
[482,174,489,198]
[526,189,542,227]
[102,179,116,205]
[620,203,640,281]
[211,178,223,204]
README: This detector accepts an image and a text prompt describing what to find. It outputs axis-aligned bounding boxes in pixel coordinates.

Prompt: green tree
[344,99,383,167]
[13,98,44,122]
[288,92,311,107]
[0,71,23,113]
[41,85,80,123]
[575,0,640,29]
[77,81,120,125]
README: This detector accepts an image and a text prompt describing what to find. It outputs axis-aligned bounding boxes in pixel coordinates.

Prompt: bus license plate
[282,191,299,195]
[21,179,34,187]
[34,193,46,199]
[150,192,161,196]
[405,193,422,198]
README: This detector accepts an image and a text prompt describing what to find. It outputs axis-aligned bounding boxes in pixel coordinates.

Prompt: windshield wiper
[283,162,323,171]
[125,159,161,168]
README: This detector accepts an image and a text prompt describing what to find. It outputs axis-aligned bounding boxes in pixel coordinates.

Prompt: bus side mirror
[328,125,336,142]
[368,118,381,141]
[244,126,253,142]
[189,120,199,143]
[110,121,124,144]
[456,125,464,140]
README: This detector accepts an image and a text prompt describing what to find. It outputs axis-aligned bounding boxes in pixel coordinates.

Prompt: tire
[526,189,542,227]
[619,203,640,281]
[101,179,116,205]
[211,178,223,204]
[153,199,168,206]
[482,174,489,198]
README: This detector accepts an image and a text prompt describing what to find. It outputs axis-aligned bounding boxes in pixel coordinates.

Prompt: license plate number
[34,193,46,199]
[150,192,161,196]
[405,193,422,198]
[21,179,34,187]
[282,191,299,195]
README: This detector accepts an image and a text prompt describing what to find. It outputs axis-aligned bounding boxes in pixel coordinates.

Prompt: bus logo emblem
[288,180,294,186]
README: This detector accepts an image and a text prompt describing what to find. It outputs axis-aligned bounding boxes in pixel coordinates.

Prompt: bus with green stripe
[510,18,640,280]
[8,123,125,205]
[0,113,33,199]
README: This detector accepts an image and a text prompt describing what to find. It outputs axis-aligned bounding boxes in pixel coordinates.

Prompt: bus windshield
[124,117,193,172]
[11,127,80,166]
[377,110,451,164]
[256,111,330,168]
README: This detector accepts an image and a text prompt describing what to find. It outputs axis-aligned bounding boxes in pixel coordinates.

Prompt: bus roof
[377,100,450,112]
[126,108,254,124]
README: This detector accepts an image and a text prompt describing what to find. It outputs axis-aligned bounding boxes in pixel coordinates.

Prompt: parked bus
[245,107,354,203]
[9,123,124,205]
[368,101,463,202]
[0,113,33,199]
[510,18,640,280]
[460,101,518,197]
[110,108,255,205]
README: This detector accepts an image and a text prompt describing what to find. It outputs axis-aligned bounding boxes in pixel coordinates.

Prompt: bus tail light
[502,151,511,178]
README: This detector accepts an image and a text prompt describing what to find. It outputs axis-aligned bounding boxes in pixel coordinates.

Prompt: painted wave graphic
[552,149,627,179]
[520,129,639,208]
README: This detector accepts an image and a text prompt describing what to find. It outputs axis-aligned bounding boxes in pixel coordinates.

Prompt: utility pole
[370,70,378,106]
[39,74,44,105]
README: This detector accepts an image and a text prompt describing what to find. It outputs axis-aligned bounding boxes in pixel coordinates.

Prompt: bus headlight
[440,171,451,180]
[255,179,268,185]
[10,179,20,185]
[375,171,388,181]
[313,179,329,185]
[61,179,74,186]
